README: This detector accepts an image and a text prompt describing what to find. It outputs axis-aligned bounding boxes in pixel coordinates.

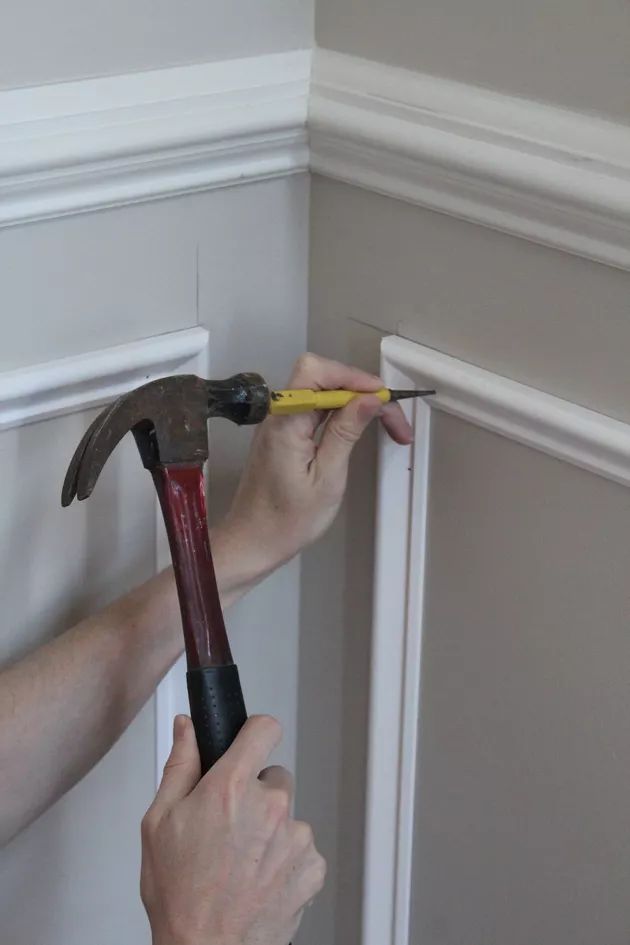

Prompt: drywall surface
[1,0,312,89]
[315,0,630,121]
[411,412,630,944]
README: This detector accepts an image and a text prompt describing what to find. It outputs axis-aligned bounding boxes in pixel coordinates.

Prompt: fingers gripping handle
[186,664,248,775]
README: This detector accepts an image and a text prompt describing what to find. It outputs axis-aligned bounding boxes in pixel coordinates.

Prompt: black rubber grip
[186,664,248,775]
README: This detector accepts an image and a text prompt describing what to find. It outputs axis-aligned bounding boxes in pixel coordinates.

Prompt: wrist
[152,928,230,945]
[210,516,285,609]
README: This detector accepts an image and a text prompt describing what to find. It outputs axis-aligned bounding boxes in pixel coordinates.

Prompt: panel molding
[0,326,209,430]
[384,336,630,488]
[0,51,310,226]
[363,335,630,945]
[310,49,630,271]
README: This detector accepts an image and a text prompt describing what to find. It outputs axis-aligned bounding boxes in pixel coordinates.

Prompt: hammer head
[62,372,269,506]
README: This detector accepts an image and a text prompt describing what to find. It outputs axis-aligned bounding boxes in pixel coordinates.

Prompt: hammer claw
[61,373,269,507]
[61,409,109,506]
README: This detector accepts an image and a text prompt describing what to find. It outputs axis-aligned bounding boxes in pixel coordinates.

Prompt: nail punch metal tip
[388,389,436,401]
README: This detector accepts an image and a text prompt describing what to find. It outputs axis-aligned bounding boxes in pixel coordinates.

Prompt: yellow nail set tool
[268,387,435,416]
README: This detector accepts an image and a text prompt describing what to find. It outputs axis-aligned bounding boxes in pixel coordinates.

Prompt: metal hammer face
[61,372,269,506]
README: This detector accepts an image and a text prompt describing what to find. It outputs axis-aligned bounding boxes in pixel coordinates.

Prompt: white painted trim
[384,336,630,488]
[7,44,630,272]
[0,51,310,226]
[310,49,630,271]
[363,362,415,945]
[0,326,208,430]
[364,336,630,945]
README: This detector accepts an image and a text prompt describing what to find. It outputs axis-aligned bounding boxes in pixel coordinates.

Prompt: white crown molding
[0,326,209,429]
[310,49,630,271]
[0,51,310,226]
[364,335,630,945]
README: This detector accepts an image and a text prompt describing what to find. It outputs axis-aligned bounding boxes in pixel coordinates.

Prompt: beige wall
[2,0,312,89]
[315,0,630,121]
[412,413,630,944]
[309,180,630,424]
[304,175,630,944]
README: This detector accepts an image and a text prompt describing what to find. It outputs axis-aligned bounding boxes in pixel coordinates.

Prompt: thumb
[316,395,382,482]
[154,715,201,809]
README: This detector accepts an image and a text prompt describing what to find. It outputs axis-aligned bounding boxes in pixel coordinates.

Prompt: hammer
[62,371,434,774]
[62,372,270,775]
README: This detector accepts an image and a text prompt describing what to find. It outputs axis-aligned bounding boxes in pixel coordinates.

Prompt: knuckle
[140,808,158,840]
[250,713,282,742]
[222,765,247,802]
[210,762,246,815]
[314,853,328,885]
[330,420,360,445]
[139,875,150,906]
[292,820,314,850]
[265,787,290,823]
[309,854,327,893]
[292,352,326,385]
[295,352,318,375]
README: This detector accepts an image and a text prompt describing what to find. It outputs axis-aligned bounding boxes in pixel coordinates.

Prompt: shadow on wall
[296,317,386,945]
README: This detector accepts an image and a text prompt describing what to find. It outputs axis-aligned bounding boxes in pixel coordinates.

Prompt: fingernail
[173,715,186,740]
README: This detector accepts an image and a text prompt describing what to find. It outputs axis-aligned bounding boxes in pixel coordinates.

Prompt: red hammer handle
[153,464,247,775]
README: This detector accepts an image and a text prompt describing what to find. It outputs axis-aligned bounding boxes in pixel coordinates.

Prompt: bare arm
[0,354,412,848]
[0,526,266,847]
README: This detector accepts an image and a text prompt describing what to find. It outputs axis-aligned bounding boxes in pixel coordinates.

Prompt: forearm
[0,523,269,846]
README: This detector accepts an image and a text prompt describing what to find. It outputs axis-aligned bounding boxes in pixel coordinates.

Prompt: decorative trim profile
[6,43,630,272]
[0,51,310,227]
[310,49,630,271]
[384,335,630,488]
[363,334,630,945]
[0,326,209,430]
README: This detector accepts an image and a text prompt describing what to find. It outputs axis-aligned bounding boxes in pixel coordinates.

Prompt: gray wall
[316,0,630,121]
[2,0,312,89]
[303,176,630,945]
[0,176,309,945]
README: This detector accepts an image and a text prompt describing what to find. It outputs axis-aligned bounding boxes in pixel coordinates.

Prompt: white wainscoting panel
[1,51,310,227]
[363,335,630,945]
[310,50,630,271]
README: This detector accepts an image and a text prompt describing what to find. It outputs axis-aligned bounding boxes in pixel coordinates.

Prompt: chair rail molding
[0,50,310,226]
[6,44,630,271]
[363,334,630,945]
[310,49,630,271]
[0,326,209,430]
